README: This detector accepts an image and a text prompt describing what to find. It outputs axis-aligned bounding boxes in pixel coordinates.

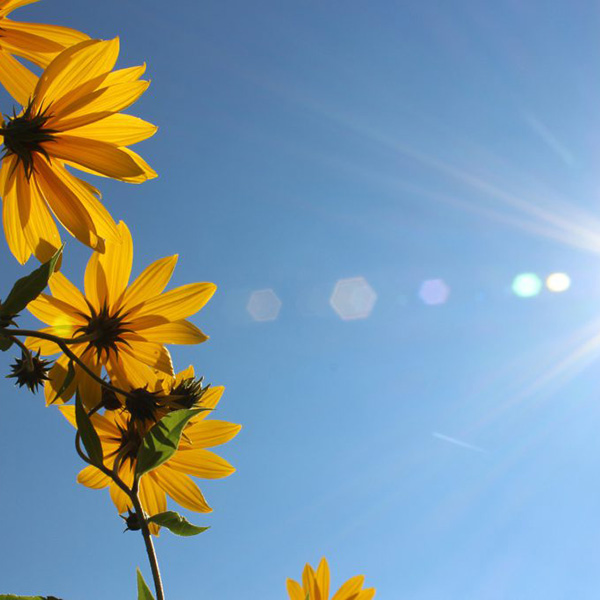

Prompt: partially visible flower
[0,0,88,104]
[0,37,157,264]
[7,348,51,392]
[61,376,241,535]
[287,558,375,600]
[26,221,215,409]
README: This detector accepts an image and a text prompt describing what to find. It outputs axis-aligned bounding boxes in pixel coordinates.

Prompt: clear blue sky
[3,0,600,598]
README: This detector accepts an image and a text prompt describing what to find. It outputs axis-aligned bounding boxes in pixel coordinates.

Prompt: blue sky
[3,0,600,598]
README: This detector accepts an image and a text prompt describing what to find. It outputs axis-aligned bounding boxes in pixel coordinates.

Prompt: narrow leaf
[147,511,210,536]
[135,409,201,478]
[0,246,63,318]
[136,569,155,600]
[75,392,103,467]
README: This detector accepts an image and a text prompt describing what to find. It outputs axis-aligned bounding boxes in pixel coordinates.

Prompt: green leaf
[75,392,103,467]
[135,408,202,479]
[0,246,63,318]
[52,359,75,403]
[136,569,155,600]
[0,335,13,351]
[147,511,210,536]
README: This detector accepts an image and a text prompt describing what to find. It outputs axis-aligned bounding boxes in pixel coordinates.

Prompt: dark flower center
[169,377,208,410]
[76,303,131,359]
[125,388,162,423]
[1,103,56,178]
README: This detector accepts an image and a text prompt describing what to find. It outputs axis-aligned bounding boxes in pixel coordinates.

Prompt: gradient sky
[3,1,600,598]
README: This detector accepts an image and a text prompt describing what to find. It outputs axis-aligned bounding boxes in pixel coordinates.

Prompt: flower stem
[131,488,165,600]
[1,327,135,400]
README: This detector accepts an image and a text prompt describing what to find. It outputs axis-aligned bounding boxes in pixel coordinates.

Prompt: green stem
[131,485,165,600]
[2,327,134,399]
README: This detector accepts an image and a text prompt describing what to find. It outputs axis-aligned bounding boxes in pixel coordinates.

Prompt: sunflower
[0,0,88,105]
[60,375,240,535]
[26,221,215,409]
[287,558,375,600]
[0,37,157,264]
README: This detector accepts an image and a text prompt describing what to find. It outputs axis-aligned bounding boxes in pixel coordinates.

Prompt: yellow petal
[0,48,37,106]
[49,79,150,131]
[120,255,177,313]
[66,114,158,145]
[119,339,174,375]
[187,386,224,424]
[356,590,376,600]
[76,350,102,411]
[77,465,110,489]
[114,147,157,182]
[34,38,119,109]
[109,462,134,514]
[134,282,216,322]
[139,473,167,536]
[286,580,305,600]
[168,449,235,479]
[35,157,101,251]
[27,292,81,326]
[105,347,158,390]
[174,365,195,386]
[16,167,61,263]
[153,466,212,512]
[331,576,366,600]
[44,353,76,405]
[0,0,39,17]
[83,250,106,310]
[50,135,146,180]
[25,327,67,355]
[303,565,317,599]
[1,158,31,263]
[96,220,132,306]
[48,271,88,315]
[184,420,241,448]
[316,558,330,600]
[50,163,119,243]
[135,320,208,345]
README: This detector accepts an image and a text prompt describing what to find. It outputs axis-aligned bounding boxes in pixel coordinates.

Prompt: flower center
[125,388,162,423]
[1,104,56,178]
[76,304,131,359]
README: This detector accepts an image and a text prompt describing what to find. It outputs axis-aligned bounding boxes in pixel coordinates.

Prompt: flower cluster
[0,1,376,598]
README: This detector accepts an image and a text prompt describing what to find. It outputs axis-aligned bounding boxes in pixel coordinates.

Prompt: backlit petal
[0,48,37,105]
[134,282,216,322]
[77,465,110,489]
[184,420,242,449]
[168,449,235,479]
[153,466,212,513]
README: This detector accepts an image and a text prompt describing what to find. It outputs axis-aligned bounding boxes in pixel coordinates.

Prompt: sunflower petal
[168,449,235,479]
[66,114,157,145]
[134,282,216,322]
[184,420,242,448]
[331,576,366,600]
[135,320,208,344]
[119,255,177,313]
[153,466,212,513]
[77,465,110,489]
[0,48,37,105]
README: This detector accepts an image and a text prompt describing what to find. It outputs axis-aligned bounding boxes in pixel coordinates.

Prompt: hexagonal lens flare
[247,289,282,321]
[330,277,377,320]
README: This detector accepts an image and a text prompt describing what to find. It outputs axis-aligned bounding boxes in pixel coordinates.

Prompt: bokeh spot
[546,272,571,293]
[418,278,450,306]
[330,277,377,320]
[247,289,282,321]
[512,273,542,298]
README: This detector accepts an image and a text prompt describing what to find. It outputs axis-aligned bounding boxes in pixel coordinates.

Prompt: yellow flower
[60,374,241,535]
[0,37,157,264]
[26,221,215,409]
[287,558,375,600]
[0,0,88,104]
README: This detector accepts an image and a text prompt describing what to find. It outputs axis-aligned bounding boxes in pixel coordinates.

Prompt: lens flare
[546,272,571,293]
[512,273,542,298]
